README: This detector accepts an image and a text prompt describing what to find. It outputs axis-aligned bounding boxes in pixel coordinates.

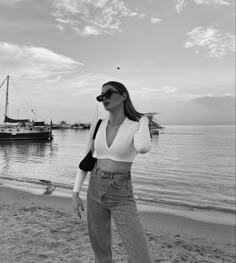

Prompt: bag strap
[92,119,102,140]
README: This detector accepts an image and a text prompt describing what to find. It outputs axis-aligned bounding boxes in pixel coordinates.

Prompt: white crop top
[73,116,151,192]
[93,117,151,162]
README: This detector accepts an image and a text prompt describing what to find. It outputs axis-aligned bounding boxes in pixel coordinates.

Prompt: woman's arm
[72,121,97,193]
[133,117,152,154]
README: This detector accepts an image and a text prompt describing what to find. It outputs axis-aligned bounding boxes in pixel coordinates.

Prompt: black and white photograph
[0,0,235,262]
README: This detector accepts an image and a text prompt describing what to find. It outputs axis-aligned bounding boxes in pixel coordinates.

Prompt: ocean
[0,125,235,216]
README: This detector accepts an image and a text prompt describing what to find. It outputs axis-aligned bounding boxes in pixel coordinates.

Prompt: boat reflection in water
[0,141,57,195]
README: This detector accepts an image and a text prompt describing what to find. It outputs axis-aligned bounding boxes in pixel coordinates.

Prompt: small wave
[0,176,73,190]
[1,176,235,214]
[135,195,236,214]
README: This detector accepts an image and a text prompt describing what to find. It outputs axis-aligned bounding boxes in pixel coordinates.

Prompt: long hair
[102,81,144,122]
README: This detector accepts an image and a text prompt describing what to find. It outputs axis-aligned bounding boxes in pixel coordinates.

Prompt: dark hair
[102,81,144,122]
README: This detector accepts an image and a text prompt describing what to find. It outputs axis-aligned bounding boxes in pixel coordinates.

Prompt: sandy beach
[0,185,235,263]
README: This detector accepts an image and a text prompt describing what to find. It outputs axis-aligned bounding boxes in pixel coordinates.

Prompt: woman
[73,81,152,263]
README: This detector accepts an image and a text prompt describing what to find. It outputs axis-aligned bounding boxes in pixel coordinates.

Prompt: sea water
[0,125,235,216]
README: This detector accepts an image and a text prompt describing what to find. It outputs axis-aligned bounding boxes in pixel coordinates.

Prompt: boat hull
[0,131,53,141]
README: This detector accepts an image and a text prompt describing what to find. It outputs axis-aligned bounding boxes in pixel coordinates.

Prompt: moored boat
[0,76,53,141]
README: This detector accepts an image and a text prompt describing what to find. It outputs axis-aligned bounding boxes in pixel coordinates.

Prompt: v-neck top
[73,116,152,192]
[93,117,151,162]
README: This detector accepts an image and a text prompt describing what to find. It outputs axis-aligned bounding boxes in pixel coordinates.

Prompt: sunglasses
[96,89,121,102]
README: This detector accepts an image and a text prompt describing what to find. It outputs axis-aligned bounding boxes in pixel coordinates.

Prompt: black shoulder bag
[79,119,102,172]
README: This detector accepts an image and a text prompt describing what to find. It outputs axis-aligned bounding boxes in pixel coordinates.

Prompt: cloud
[194,0,230,5]
[138,14,147,19]
[51,0,139,36]
[150,17,162,24]
[0,0,155,35]
[185,26,235,57]
[0,42,83,79]
[175,0,231,13]
[0,42,111,122]
[0,0,33,6]
[160,86,177,94]
[175,0,187,14]
[0,0,25,5]
[0,42,116,98]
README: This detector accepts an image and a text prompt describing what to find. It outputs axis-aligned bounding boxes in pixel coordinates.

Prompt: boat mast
[4,76,10,122]
[93,104,98,122]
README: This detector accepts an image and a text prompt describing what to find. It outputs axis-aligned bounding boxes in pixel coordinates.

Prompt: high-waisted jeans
[87,166,152,263]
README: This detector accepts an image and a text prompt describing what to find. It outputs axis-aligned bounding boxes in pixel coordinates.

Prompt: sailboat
[0,76,53,141]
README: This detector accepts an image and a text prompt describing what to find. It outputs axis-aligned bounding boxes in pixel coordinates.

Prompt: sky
[0,0,235,125]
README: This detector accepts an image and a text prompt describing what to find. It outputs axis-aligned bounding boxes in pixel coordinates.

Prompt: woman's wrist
[139,116,149,124]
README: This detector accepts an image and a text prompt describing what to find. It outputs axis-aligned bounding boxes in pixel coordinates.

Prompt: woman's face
[101,84,125,112]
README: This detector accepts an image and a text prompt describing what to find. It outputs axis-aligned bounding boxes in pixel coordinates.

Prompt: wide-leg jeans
[87,167,152,263]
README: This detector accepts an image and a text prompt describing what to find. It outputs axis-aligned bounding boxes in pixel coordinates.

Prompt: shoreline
[1,178,235,226]
[0,185,235,262]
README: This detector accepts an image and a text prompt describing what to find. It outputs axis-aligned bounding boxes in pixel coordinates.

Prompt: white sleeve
[72,121,97,193]
[133,117,152,154]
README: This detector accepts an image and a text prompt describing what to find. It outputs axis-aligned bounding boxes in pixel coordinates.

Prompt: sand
[0,185,235,263]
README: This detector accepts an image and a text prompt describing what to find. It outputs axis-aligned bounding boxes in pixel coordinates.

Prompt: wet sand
[0,185,235,263]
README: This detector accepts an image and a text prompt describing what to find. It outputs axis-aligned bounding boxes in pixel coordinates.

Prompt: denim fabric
[87,166,152,263]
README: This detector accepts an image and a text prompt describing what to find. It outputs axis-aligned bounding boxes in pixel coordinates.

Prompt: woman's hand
[143,112,157,123]
[72,192,84,219]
